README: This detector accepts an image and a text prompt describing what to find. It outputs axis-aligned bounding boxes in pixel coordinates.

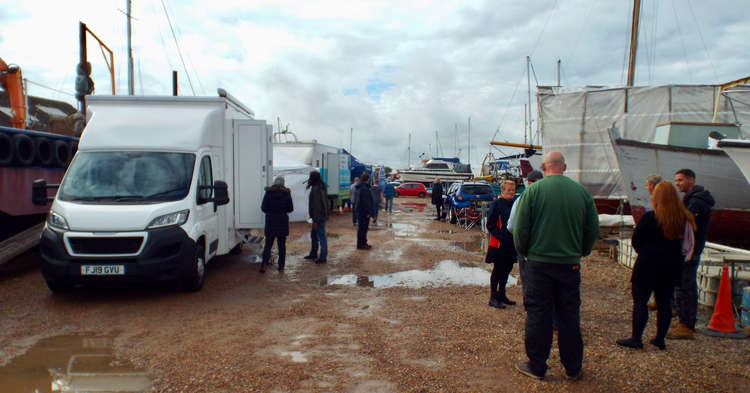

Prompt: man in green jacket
[512,151,599,381]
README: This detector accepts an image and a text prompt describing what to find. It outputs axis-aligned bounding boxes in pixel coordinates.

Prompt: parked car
[445,182,494,224]
[394,182,427,198]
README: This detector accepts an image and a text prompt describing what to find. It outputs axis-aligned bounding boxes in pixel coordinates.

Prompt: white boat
[609,127,750,247]
[718,139,750,184]
[397,157,473,184]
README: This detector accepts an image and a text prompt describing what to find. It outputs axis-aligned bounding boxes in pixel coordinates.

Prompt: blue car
[445,182,494,224]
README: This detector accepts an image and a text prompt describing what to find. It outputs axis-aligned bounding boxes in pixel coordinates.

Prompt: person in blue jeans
[371,177,383,223]
[304,171,329,264]
[383,181,395,213]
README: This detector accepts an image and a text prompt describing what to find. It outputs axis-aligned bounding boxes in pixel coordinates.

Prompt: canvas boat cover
[538,85,750,199]
[273,147,312,222]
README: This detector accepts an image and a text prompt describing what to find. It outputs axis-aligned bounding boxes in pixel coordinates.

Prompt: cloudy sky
[2,0,748,171]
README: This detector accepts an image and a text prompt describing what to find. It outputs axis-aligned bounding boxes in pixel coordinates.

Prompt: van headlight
[47,211,69,231]
[147,209,190,229]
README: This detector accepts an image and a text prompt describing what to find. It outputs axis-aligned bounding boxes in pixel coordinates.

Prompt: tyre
[12,133,35,166]
[68,140,78,161]
[418,192,425,198]
[230,242,243,255]
[45,277,74,293]
[34,137,54,166]
[52,140,71,167]
[449,207,457,224]
[0,132,13,165]
[182,243,206,292]
[394,191,399,197]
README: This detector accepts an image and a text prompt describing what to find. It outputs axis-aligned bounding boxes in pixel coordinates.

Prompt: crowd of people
[258,151,715,382]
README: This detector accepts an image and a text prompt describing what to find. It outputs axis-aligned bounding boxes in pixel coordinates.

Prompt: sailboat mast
[627,0,641,87]
[127,0,134,95]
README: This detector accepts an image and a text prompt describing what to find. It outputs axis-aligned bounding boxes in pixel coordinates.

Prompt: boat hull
[718,139,750,184]
[0,166,66,216]
[398,170,473,185]
[612,138,750,247]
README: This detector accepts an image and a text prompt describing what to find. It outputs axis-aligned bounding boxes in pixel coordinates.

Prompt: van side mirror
[213,181,229,206]
[32,179,58,205]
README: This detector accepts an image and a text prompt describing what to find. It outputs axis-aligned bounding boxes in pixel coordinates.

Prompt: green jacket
[512,174,599,264]
[308,183,329,222]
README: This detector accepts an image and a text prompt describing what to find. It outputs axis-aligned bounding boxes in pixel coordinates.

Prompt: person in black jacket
[260,176,294,273]
[617,181,696,350]
[431,178,444,220]
[354,172,373,249]
[485,180,517,309]
[669,168,715,339]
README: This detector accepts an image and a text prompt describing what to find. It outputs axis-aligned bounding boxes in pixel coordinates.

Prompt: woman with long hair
[304,171,329,264]
[617,181,696,350]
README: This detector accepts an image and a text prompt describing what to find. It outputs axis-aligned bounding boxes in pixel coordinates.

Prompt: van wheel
[394,192,399,197]
[45,277,74,293]
[418,192,425,198]
[182,244,206,292]
[230,242,243,255]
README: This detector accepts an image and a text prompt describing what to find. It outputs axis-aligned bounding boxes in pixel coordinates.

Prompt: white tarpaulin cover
[273,147,312,222]
[538,85,750,199]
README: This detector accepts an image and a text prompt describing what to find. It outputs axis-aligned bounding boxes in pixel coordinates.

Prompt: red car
[394,182,427,198]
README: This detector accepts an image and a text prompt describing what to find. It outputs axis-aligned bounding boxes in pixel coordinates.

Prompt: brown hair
[651,181,696,240]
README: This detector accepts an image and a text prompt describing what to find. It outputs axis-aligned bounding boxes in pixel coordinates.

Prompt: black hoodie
[683,185,715,257]
[261,185,293,236]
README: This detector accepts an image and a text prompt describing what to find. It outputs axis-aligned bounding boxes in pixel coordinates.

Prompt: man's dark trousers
[675,257,700,329]
[524,260,583,377]
[435,203,442,219]
[357,214,369,248]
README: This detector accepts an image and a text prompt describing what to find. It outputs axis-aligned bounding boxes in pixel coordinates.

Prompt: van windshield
[59,152,196,203]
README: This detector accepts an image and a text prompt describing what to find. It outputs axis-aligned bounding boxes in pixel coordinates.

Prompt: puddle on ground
[450,236,488,253]
[391,223,419,237]
[325,260,511,288]
[399,202,428,212]
[0,333,151,393]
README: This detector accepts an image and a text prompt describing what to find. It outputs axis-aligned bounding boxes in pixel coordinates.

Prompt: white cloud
[3,0,748,171]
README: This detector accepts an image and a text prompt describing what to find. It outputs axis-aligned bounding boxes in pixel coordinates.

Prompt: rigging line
[151,0,175,71]
[165,0,205,95]
[160,0,195,95]
[686,0,718,81]
[649,0,659,84]
[528,0,559,59]
[25,79,75,97]
[529,59,539,87]
[670,0,693,83]
[490,65,524,142]
[620,3,630,86]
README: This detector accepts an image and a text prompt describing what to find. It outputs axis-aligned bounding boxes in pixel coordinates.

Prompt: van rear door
[233,120,272,229]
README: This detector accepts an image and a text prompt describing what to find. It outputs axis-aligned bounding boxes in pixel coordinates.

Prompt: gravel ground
[0,197,748,392]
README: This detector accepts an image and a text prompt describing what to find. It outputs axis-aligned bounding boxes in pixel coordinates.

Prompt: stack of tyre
[0,127,78,169]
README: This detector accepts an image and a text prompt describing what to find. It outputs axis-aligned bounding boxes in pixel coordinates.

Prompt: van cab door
[195,154,220,259]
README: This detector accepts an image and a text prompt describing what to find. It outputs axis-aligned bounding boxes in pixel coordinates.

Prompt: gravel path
[0,197,748,392]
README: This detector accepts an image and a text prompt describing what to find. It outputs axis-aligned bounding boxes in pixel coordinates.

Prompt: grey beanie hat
[273,176,285,186]
[527,170,543,183]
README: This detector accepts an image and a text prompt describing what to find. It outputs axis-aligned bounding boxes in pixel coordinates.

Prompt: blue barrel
[742,287,750,328]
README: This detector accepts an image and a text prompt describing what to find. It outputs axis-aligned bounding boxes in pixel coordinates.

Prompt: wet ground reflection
[325,260,491,288]
[399,202,428,212]
[450,236,488,253]
[0,333,151,393]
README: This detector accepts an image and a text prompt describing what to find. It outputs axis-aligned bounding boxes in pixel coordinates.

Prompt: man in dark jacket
[260,176,294,272]
[354,172,373,249]
[431,178,444,220]
[668,168,715,339]
[305,171,329,264]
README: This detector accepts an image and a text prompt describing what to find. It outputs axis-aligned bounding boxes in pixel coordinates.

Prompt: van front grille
[68,237,144,255]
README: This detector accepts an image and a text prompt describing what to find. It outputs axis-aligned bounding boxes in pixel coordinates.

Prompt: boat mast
[127,0,134,95]
[467,117,471,170]
[408,133,411,167]
[627,0,641,87]
[526,56,531,145]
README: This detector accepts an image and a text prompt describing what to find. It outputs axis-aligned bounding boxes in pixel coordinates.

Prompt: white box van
[32,89,272,292]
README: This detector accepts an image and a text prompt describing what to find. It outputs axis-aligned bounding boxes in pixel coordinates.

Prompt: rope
[24,79,75,97]
[161,0,195,95]
[686,0,718,81]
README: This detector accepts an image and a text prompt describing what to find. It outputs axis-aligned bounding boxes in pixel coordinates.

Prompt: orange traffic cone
[699,266,747,338]
[338,206,343,215]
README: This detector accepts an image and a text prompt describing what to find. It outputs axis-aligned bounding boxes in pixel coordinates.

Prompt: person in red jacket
[485,180,517,309]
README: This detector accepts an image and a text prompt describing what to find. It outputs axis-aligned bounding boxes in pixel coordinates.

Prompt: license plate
[81,265,125,275]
